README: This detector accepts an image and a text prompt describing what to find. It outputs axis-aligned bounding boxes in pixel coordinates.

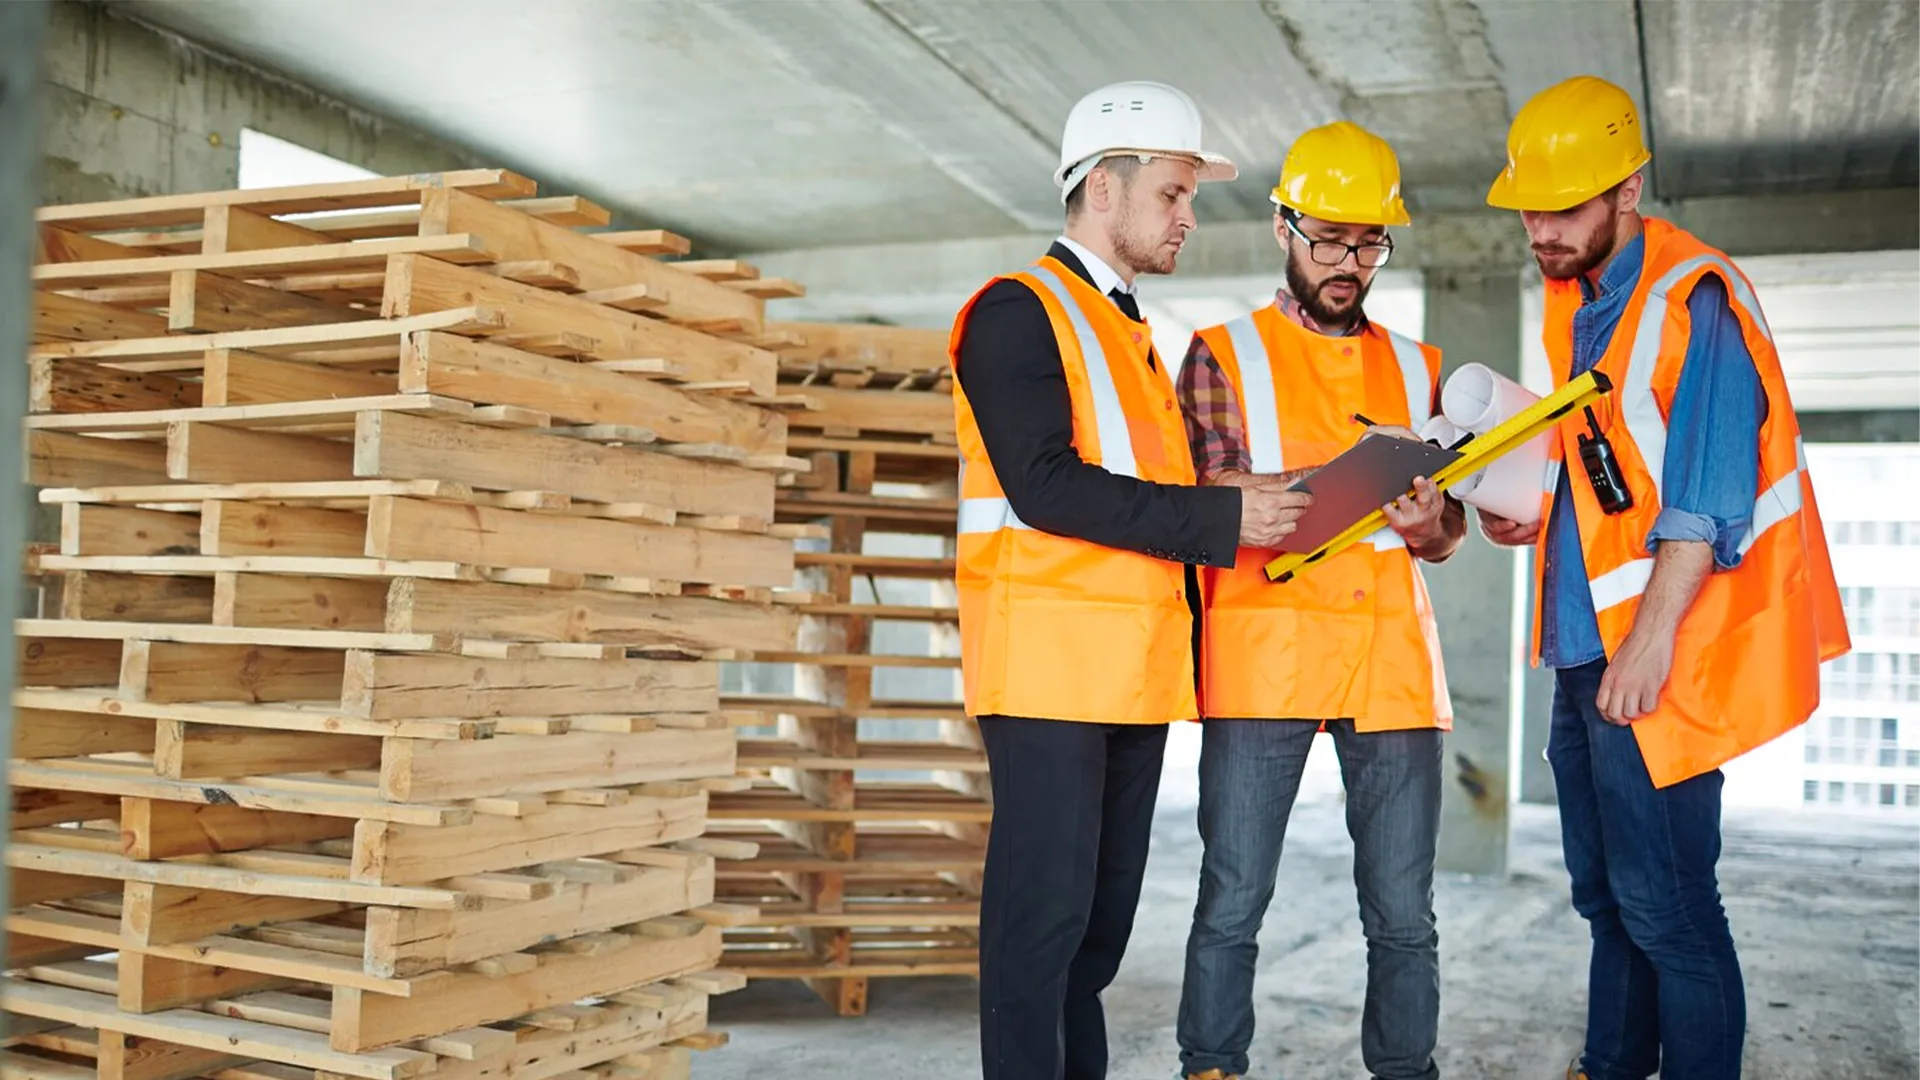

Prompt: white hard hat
[1054,81,1238,204]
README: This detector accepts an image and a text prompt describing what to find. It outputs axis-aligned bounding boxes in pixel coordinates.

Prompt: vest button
[1353,589,1367,601]
[1132,332,1143,344]
[1343,346,1354,357]
[1165,400,1175,410]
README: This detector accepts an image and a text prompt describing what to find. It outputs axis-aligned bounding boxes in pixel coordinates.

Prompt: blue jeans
[1177,719,1443,1080]
[1548,659,1745,1080]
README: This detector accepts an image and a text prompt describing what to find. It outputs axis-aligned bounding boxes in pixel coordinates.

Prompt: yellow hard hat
[1487,76,1651,212]
[1270,121,1410,227]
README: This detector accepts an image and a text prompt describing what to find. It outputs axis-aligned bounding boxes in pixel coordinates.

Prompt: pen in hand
[1351,412,1377,427]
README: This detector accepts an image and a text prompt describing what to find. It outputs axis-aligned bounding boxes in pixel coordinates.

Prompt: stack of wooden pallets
[9,170,815,1079]
[709,322,983,1016]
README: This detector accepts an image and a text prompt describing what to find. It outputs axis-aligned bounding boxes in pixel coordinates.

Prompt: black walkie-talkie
[1577,405,1634,515]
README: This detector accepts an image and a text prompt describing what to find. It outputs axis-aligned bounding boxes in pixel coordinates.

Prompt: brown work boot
[1184,1071,1241,1080]
[1567,1056,1590,1080]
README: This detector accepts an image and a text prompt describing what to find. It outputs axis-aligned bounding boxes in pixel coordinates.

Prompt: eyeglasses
[1282,212,1394,269]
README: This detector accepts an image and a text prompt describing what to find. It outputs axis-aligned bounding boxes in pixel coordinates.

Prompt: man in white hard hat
[949,81,1313,1079]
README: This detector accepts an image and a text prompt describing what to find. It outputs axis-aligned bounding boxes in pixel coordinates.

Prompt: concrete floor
[700,748,1920,1079]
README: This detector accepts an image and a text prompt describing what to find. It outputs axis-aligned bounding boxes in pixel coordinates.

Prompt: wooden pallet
[13,171,801,1075]
[713,371,982,1015]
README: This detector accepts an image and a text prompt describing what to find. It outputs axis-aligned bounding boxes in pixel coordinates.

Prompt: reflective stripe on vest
[1225,314,1284,472]
[954,262,1135,537]
[1386,329,1434,428]
[1585,255,1790,612]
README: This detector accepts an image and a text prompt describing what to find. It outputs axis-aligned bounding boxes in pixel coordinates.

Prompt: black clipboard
[1276,436,1463,553]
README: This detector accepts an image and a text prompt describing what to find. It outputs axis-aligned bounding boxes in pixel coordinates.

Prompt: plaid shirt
[1176,288,1368,482]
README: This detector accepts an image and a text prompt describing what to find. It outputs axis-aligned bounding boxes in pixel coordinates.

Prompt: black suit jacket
[952,243,1242,569]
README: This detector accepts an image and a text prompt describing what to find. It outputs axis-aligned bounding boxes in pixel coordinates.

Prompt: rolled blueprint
[1430,363,1551,524]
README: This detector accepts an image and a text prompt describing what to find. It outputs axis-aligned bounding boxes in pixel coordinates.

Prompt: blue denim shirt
[1539,232,1770,668]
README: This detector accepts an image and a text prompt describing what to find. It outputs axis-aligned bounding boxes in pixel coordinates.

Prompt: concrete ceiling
[120,0,1919,255]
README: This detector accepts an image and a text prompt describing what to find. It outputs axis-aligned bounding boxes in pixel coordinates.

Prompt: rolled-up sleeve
[1645,274,1769,569]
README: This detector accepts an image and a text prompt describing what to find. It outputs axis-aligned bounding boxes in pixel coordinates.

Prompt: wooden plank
[198,502,367,558]
[120,882,344,947]
[13,789,123,829]
[590,228,692,255]
[97,1030,245,1080]
[121,797,354,861]
[39,478,459,505]
[385,579,798,651]
[25,619,435,654]
[99,194,610,246]
[35,235,496,289]
[153,722,381,780]
[216,573,389,631]
[340,650,716,720]
[363,860,711,977]
[167,423,355,483]
[13,763,458,827]
[167,270,370,334]
[0,979,436,1080]
[30,308,501,364]
[119,640,345,704]
[0,1048,97,1080]
[422,188,760,329]
[10,708,153,759]
[59,505,199,557]
[353,791,707,884]
[33,395,466,435]
[12,690,484,741]
[9,868,116,907]
[29,359,200,414]
[366,496,793,586]
[7,842,460,910]
[118,951,286,1013]
[201,206,332,254]
[38,169,534,230]
[400,331,786,456]
[381,727,734,802]
[201,349,394,407]
[17,637,123,689]
[32,291,170,344]
[355,410,774,518]
[37,224,154,263]
[332,925,720,1052]
[382,255,776,396]
[770,321,951,376]
[38,555,473,583]
[27,432,169,488]
[791,386,953,437]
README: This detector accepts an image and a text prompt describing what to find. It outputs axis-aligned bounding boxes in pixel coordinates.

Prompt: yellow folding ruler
[1264,369,1614,584]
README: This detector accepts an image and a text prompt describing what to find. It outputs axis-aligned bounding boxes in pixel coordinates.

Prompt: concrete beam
[1,0,49,969]
[751,188,1920,326]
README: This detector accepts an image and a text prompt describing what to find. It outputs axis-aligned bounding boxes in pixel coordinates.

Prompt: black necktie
[1108,288,1157,370]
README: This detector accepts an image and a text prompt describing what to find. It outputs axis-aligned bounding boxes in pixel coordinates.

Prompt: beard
[1532,209,1622,280]
[1110,198,1180,276]
[1286,255,1371,329]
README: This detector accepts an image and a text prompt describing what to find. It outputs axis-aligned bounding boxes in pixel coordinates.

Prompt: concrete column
[2,0,50,966]
[1421,269,1525,875]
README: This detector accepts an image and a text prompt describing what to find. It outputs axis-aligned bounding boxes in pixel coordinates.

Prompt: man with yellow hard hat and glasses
[1173,121,1461,1080]
[1479,76,1848,1080]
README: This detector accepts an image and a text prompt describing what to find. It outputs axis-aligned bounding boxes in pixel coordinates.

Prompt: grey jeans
[1176,719,1444,1080]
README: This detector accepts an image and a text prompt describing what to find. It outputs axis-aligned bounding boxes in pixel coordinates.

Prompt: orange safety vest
[1194,307,1453,730]
[1533,217,1850,787]
[949,255,1199,724]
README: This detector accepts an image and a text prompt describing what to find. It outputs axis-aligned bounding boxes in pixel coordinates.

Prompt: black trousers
[977,715,1169,1080]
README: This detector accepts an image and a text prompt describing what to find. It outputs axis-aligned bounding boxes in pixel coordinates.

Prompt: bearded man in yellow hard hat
[1171,120,1462,1080]
[1479,75,1847,1080]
